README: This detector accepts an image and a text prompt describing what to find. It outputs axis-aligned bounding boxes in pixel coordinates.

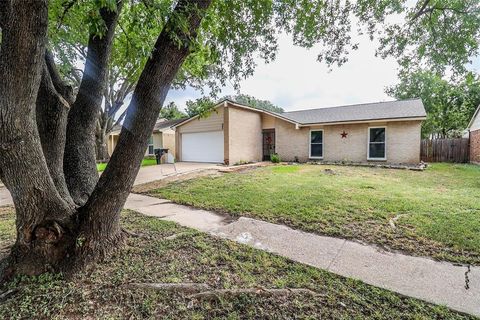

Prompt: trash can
[154,148,169,164]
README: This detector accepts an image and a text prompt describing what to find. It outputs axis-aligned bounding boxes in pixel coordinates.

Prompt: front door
[262,129,275,161]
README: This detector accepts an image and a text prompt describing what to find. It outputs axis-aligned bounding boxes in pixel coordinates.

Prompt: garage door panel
[181,131,224,163]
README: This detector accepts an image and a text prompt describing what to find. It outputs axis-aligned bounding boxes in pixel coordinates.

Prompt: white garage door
[181,131,224,163]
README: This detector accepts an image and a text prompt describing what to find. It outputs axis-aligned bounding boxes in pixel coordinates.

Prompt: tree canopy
[159,101,187,120]
[387,70,480,138]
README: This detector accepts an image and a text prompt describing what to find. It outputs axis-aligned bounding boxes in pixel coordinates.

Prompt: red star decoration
[341,131,348,138]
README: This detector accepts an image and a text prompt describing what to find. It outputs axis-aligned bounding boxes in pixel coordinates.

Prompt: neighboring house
[172,99,427,165]
[108,118,185,162]
[467,105,480,164]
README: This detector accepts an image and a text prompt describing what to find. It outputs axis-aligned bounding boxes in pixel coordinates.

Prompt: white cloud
[167,32,400,112]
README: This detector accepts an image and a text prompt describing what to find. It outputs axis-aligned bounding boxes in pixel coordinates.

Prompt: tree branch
[36,60,75,205]
[411,0,432,21]
[79,0,213,244]
[64,0,124,205]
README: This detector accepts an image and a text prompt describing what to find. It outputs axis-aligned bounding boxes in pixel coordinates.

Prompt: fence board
[421,138,470,163]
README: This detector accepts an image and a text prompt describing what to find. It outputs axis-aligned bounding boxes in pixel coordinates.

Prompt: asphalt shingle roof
[153,118,187,131]
[280,99,426,124]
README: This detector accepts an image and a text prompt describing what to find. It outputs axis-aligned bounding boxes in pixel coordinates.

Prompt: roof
[280,99,426,125]
[153,118,187,132]
[110,118,186,135]
[173,98,427,129]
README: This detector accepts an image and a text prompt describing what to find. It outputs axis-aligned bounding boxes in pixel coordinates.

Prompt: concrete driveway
[133,162,219,185]
[0,162,220,207]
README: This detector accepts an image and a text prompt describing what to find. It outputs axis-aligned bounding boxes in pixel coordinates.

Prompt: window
[368,127,386,160]
[147,136,154,155]
[309,130,323,158]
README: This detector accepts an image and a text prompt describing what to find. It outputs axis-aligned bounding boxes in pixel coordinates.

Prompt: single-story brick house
[467,105,480,164]
[108,118,184,161]
[172,98,427,165]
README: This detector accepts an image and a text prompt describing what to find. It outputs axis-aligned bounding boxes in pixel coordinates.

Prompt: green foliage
[47,0,391,91]
[225,94,284,113]
[387,70,480,138]
[270,153,281,163]
[185,96,216,117]
[357,0,480,75]
[159,102,187,120]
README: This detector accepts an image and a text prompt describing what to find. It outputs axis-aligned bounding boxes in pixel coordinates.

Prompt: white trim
[172,99,299,129]
[367,126,387,161]
[298,117,426,127]
[467,105,480,130]
[309,129,324,159]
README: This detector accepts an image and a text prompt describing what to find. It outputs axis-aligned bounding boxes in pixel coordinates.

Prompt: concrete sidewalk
[0,162,218,207]
[125,193,480,317]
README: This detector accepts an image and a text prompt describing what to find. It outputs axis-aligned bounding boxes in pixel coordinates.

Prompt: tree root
[188,288,321,300]
[163,232,189,241]
[0,289,17,302]
[126,282,321,300]
[126,282,211,294]
[121,228,150,239]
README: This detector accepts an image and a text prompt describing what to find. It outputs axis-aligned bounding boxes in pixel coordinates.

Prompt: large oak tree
[0,0,477,277]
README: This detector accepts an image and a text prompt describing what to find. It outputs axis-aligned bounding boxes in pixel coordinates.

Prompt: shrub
[270,153,280,163]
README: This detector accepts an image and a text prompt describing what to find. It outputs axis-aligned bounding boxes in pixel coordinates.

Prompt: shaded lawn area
[0,207,471,319]
[150,163,480,265]
[97,157,157,172]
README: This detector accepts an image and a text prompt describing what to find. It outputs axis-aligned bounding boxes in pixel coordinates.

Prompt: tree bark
[76,0,212,261]
[0,0,76,277]
[36,56,75,205]
[64,2,123,205]
[96,126,110,162]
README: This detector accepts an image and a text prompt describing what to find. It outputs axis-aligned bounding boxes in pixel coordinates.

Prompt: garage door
[181,131,224,163]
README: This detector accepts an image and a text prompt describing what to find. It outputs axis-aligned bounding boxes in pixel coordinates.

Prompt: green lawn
[150,163,480,265]
[97,157,157,172]
[0,207,470,319]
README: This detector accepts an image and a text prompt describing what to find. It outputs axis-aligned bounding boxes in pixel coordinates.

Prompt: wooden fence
[421,138,470,163]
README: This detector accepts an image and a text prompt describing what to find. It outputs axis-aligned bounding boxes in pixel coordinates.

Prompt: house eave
[297,116,427,127]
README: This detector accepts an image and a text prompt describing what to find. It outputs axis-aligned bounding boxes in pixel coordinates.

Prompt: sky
[166,32,401,113]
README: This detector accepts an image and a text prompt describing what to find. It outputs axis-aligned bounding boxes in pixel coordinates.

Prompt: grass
[97,157,157,172]
[0,207,472,319]
[149,163,480,265]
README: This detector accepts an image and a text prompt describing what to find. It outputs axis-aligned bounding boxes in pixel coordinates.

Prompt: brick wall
[275,118,422,164]
[471,129,480,164]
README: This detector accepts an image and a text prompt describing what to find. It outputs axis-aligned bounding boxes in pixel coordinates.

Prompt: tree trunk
[75,0,212,261]
[0,0,212,277]
[96,130,110,162]
[64,3,123,205]
[0,0,77,277]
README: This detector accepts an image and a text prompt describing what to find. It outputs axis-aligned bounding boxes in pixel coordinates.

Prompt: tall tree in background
[159,102,187,120]
[387,71,480,138]
[360,0,480,137]
[224,94,284,113]
[185,94,283,117]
